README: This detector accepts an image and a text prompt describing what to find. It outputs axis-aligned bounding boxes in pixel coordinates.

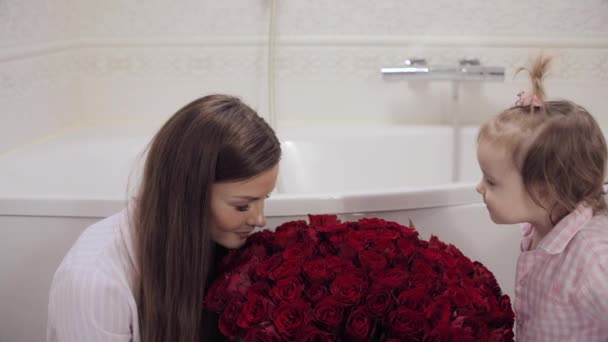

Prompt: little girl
[475,55,608,340]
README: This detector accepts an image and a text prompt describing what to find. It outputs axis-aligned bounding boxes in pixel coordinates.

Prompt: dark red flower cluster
[205,215,514,341]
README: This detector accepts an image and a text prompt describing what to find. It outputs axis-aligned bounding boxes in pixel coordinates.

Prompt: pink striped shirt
[515,205,608,341]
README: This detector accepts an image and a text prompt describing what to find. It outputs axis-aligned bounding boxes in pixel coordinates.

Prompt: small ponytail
[515,55,552,109]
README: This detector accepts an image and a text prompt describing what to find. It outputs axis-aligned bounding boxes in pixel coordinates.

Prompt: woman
[47,94,281,341]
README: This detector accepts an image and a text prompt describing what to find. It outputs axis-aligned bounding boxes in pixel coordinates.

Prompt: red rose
[409,258,441,292]
[441,267,470,286]
[365,291,395,317]
[317,221,350,234]
[282,242,314,262]
[301,226,320,246]
[448,245,474,273]
[301,326,336,342]
[412,271,441,292]
[254,254,282,279]
[317,241,338,255]
[358,250,388,270]
[388,221,418,237]
[337,242,358,260]
[473,261,501,296]
[237,292,273,329]
[410,255,436,275]
[312,297,345,330]
[303,258,335,282]
[274,220,307,248]
[422,247,457,269]
[308,214,340,228]
[369,239,397,259]
[246,281,272,300]
[372,268,409,288]
[219,296,245,338]
[239,240,269,260]
[328,231,347,245]
[344,231,368,251]
[243,323,280,342]
[428,235,448,249]
[468,290,491,313]
[497,295,515,326]
[371,229,400,242]
[204,275,232,311]
[305,283,328,302]
[217,271,250,296]
[330,273,367,305]
[273,301,310,338]
[424,297,452,327]
[324,255,354,272]
[358,229,387,243]
[358,217,388,229]
[271,276,304,302]
[425,326,462,340]
[451,315,489,340]
[345,306,375,341]
[396,287,432,312]
[388,307,427,339]
[489,328,515,342]
[245,230,275,246]
[395,237,418,257]
[268,258,301,281]
[446,286,472,309]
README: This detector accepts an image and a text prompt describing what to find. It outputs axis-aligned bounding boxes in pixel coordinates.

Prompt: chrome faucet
[381,58,504,81]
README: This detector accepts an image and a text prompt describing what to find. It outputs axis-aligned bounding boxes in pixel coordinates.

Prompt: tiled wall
[1,0,607,152]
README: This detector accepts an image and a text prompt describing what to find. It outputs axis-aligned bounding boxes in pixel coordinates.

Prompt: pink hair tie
[515,91,543,108]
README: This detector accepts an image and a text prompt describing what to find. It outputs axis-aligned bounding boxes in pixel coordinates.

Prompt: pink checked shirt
[515,205,608,341]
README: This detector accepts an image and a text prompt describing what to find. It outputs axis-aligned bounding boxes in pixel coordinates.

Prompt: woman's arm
[47,267,134,342]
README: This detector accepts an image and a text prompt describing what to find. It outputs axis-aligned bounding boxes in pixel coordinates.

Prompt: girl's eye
[486,179,495,186]
[235,205,250,212]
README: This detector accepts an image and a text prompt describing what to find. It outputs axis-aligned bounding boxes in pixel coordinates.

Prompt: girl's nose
[475,181,483,195]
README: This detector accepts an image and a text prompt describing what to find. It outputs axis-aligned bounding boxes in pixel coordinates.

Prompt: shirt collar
[536,204,593,254]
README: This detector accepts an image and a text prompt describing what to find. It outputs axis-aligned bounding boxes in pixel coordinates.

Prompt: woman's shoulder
[54,209,134,285]
[48,209,140,341]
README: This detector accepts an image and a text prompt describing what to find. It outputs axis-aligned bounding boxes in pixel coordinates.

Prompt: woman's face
[209,164,279,249]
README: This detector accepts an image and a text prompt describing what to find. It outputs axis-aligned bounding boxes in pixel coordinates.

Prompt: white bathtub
[0,123,522,342]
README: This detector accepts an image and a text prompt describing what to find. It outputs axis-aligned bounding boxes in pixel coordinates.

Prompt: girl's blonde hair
[478,55,607,221]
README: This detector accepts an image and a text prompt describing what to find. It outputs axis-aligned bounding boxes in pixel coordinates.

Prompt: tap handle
[404,58,427,66]
[459,58,480,66]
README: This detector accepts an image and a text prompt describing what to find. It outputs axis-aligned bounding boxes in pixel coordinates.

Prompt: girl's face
[475,142,548,227]
[209,164,279,249]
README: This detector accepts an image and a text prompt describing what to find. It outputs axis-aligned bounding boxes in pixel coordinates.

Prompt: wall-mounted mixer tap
[381,58,504,82]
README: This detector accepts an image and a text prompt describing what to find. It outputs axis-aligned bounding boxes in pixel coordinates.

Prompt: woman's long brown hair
[134,94,281,341]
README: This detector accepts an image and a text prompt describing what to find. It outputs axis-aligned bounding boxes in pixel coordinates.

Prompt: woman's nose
[247,202,266,228]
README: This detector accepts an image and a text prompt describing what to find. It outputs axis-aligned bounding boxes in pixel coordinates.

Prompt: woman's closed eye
[232,195,270,212]
[235,204,250,212]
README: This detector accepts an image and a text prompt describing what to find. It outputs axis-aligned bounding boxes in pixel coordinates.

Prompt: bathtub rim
[0,182,481,218]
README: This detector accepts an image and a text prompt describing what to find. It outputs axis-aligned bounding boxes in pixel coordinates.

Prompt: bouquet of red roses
[205,215,514,341]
